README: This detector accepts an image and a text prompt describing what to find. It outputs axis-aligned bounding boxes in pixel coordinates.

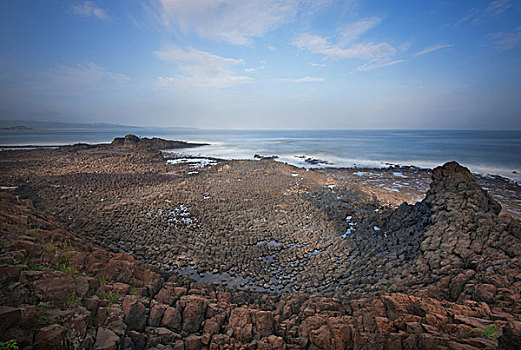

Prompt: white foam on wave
[169,145,521,184]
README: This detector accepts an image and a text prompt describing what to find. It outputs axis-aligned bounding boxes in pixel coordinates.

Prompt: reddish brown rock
[253,310,275,338]
[499,320,521,350]
[0,306,22,333]
[156,283,176,306]
[161,306,182,330]
[229,306,253,342]
[122,295,147,331]
[149,302,167,327]
[180,295,208,333]
[94,327,120,350]
[185,334,203,350]
[32,271,76,305]
[111,282,130,295]
[33,324,66,350]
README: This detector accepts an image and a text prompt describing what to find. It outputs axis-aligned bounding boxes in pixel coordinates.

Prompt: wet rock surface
[0,144,520,348]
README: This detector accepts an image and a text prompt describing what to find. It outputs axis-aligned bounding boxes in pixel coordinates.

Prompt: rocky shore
[1,137,521,349]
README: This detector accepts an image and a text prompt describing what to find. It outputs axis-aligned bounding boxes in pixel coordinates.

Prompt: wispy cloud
[155,46,253,88]
[309,62,326,67]
[487,27,521,51]
[244,65,266,73]
[52,63,129,85]
[280,77,325,83]
[338,17,381,45]
[71,1,110,20]
[413,44,454,57]
[357,59,405,72]
[155,0,343,45]
[459,0,511,24]
[294,33,396,60]
[158,0,297,45]
[293,17,400,72]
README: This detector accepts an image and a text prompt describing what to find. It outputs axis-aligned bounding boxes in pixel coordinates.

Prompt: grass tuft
[470,323,500,339]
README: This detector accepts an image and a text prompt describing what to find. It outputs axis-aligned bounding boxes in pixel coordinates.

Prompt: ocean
[1,128,520,183]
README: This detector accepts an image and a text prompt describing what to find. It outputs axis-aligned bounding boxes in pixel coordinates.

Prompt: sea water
[1,128,520,183]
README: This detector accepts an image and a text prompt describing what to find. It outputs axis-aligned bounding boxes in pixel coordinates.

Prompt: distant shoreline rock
[0,125,32,130]
[60,134,208,152]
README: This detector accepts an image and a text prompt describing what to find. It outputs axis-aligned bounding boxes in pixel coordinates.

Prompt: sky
[1,0,521,129]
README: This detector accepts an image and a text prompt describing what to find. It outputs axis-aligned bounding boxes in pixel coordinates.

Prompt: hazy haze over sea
[1,128,520,183]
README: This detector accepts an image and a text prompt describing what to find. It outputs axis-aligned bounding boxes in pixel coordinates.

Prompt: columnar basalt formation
[1,144,521,349]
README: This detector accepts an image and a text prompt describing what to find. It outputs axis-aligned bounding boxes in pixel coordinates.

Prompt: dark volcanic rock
[1,144,520,350]
[426,161,502,215]
[110,134,207,150]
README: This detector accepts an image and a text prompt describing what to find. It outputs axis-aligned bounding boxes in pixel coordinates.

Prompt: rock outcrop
[1,142,521,349]
[109,134,207,150]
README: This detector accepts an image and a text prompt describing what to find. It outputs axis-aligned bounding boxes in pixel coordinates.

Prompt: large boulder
[122,295,147,331]
[180,295,208,333]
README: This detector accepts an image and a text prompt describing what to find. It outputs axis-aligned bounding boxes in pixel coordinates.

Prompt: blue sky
[1,0,520,129]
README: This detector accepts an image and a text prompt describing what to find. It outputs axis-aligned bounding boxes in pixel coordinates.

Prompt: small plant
[98,275,105,286]
[1,259,9,265]
[0,339,19,350]
[43,243,58,253]
[59,241,73,252]
[28,264,42,271]
[28,230,40,238]
[59,254,70,265]
[470,323,500,339]
[96,290,119,308]
[57,265,76,275]
[66,294,79,307]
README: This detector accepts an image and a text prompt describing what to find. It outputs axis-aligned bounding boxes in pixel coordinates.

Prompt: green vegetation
[0,339,19,350]
[57,265,76,275]
[43,242,58,253]
[59,241,73,252]
[98,274,105,286]
[96,290,119,309]
[1,259,9,265]
[28,230,40,238]
[59,254,70,265]
[20,258,43,271]
[28,264,42,271]
[66,294,79,307]
[470,323,500,339]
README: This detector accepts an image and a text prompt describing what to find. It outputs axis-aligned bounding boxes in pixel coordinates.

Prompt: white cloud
[338,17,381,45]
[357,59,405,72]
[294,33,396,60]
[158,0,298,45]
[483,0,511,18]
[53,63,129,85]
[156,0,345,45]
[309,62,326,67]
[413,44,454,57]
[279,76,325,82]
[244,65,266,73]
[71,1,109,20]
[294,17,403,73]
[155,46,253,88]
[460,0,511,24]
[487,27,521,51]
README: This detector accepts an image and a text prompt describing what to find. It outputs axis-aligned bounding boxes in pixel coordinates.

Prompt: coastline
[1,136,521,348]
